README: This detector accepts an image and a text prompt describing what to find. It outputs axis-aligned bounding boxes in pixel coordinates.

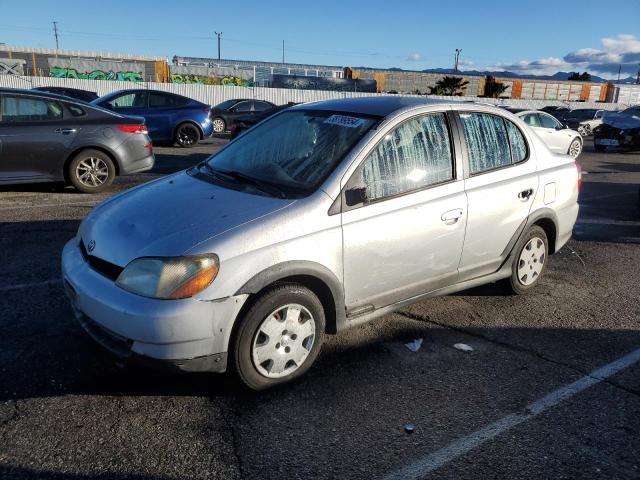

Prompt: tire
[232,284,325,390]
[504,225,549,295]
[68,149,115,194]
[174,122,200,148]
[212,117,226,134]
[568,138,582,158]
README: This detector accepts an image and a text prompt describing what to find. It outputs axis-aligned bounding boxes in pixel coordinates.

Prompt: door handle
[441,208,464,225]
[55,128,77,135]
[518,188,534,201]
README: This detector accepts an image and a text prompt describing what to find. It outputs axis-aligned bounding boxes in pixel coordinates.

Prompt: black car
[228,103,297,139]
[0,88,154,193]
[210,99,276,134]
[32,86,99,102]
[593,106,640,152]
[555,108,602,130]
[540,105,571,117]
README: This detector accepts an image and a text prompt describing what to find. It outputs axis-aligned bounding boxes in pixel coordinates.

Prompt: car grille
[596,124,623,137]
[79,241,124,281]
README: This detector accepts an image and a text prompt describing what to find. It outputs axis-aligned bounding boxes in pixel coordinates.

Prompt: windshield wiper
[214,168,287,199]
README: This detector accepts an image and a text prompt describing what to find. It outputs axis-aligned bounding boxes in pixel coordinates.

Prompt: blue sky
[1,0,638,78]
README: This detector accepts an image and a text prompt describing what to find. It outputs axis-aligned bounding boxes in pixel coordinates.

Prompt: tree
[568,72,591,81]
[483,75,508,98]
[430,76,469,96]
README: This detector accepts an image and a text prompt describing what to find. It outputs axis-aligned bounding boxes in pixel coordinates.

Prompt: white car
[576,110,604,136]
[516,110,583,158]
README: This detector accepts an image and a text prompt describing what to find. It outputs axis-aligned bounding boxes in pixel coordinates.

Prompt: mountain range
[417,68,637,84]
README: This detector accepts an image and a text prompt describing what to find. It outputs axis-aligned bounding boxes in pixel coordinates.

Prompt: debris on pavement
[404,423,416,434]
[453,343,474,352]
[404,338,423,352]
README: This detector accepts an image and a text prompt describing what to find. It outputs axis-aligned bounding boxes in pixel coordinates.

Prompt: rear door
[536,112,568,153]
[146,92,177,140]
[456,111,537,280]
[0,94,74,181]
[341,111,467,311]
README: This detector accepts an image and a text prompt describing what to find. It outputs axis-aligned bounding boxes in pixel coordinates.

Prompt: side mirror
[345,187,367,207]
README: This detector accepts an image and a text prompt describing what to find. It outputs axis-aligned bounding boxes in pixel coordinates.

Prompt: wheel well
[174,121,203,140]
[234,275,338,336]
[533,217,557,254]
[63,146,119,183]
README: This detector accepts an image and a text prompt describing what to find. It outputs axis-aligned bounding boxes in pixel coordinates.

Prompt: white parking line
[0,279,61,292]
[384,347,640,480]
[0,201,98,210]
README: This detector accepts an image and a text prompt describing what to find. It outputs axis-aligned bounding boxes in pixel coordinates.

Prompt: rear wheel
[568,138,582,158]
[174,122,200,148]
[232,284,325,390]
[68,149,115,193]
[505,225,548,295]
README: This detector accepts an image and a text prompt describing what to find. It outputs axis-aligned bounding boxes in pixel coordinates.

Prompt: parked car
[540,105,571,117]
[62,97,580,389]
[228,103,297,139]
[593,105,640,152]
[0,88,154,193]
[556,108,605,136]
[516,110,583,157]
[209,99,276,134]
[32,86,99,103]
[92,89,213,147]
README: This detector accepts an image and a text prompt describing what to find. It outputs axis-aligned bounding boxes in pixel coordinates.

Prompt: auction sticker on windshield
[324,115,366,128]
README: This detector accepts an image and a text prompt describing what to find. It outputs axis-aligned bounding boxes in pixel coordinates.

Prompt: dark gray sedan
[0,88,154,193]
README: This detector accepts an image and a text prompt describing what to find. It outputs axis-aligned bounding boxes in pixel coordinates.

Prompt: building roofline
[0,44,166,62]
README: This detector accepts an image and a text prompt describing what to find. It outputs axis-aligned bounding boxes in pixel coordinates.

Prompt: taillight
[575,161,582,191]
[117,124,148,134]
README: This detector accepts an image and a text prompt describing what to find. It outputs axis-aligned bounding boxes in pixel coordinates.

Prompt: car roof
[0,87,89,102]
[293,96,452,117]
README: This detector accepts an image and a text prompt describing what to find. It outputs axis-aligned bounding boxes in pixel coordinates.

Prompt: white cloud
[405,52,423,62]
[494,34,640,79]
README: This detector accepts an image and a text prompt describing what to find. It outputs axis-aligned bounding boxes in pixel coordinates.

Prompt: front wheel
[68,149,115,193]
[232,284,325,390]
[568,138,582,158]
[174,123,200,148]
[212,117,226,134]
[504,225,548,295]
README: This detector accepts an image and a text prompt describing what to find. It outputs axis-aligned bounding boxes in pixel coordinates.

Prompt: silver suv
[62,97,580,389]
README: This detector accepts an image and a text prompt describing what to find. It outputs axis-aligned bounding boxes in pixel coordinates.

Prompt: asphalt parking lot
[1,139,639,479]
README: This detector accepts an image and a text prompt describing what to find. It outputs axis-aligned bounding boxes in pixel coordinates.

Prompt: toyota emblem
[87,240,96,253]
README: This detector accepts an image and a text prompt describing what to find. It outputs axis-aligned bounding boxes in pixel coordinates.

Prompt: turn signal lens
[168,264,219,299]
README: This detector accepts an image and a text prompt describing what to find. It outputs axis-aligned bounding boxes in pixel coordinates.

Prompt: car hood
[601,112,640,130]
[80,172,294,267]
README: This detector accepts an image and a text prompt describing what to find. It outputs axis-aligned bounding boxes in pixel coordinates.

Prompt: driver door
[341,112,467,312]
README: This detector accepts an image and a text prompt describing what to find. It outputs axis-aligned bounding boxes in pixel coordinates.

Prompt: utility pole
[454,48,462,73]
[617,64,621,82]
[52,21,59,50]
[214,32,222,60]
[282,40,285,64]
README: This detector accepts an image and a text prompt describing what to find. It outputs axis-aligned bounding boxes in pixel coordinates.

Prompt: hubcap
[76,157,109,187]
[212,118,225,133]
[178,125,199,146]
[569,139,582,158]
[251,304,316,379]
[517,236,546,286]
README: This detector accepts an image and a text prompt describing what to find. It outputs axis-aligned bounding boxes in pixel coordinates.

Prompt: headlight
[116,254,219,299]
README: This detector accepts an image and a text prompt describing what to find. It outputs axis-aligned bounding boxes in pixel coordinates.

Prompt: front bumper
[61,240,248,372]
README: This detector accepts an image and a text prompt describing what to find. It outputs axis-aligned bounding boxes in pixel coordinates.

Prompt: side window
[66,104,86,117]
[232,101,252,113]
[539,113,559,129]
[522,114,540,127]
[149,92,177,108]
[594,110,603,119]
[253,101,272,112]
[1,95,63,122]
[459,112,511,174]
[505,120,528,163]
[107,92,148,109]
[352,113,454,203]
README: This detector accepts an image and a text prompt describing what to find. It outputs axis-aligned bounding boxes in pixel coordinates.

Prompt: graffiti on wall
[169,73,253,86]
[271,74,377,93]
[48,59,145,82]
[0,58,26,75]
[50,66,143,82]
